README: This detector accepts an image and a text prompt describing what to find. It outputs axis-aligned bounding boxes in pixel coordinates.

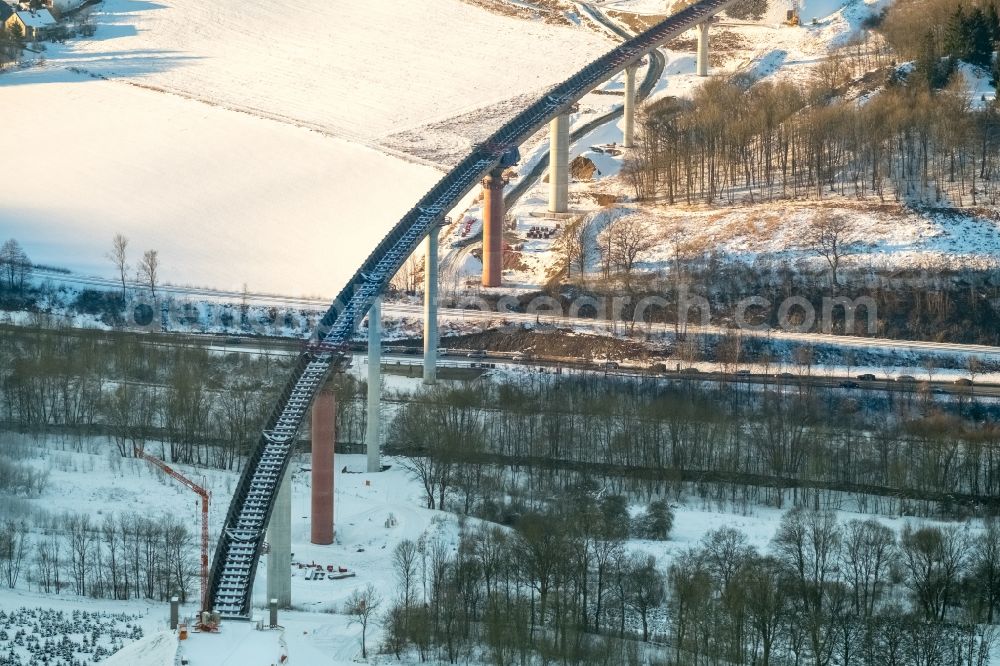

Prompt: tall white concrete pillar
[365,297,382,473]
[266,468,291,609]
[623,63,638,149]
[549,113,569,214]
[423,228,439,385]
[696,22,710,77]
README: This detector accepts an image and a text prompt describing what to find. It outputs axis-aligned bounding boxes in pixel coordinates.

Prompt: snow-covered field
[0,70,439,297]
[619,202,1000,273]
[0,0,610,296]
[55,0,609,145]
[0,420,987,664]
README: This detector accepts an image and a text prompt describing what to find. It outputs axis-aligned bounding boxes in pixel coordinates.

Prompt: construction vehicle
[134,445,219,632]
[785,7,800,26]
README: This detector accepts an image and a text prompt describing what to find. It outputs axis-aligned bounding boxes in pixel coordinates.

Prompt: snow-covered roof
[14,8,56,28]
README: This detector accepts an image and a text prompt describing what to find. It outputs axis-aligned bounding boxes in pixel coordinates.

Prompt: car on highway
[839,380,860,389]
[954,378,974,386]
[856,373,877,381]
[681,367,700,374]
[467,350,487,359]
[512,352,535,362]
[736,369,751,376]
[602,361,620,370]
[896,375,917,383]
[931,387,949,395]
[774,372,796,379]
[648,363,667,373]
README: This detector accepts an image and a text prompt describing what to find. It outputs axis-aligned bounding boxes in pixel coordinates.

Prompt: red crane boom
[134,445,210,614]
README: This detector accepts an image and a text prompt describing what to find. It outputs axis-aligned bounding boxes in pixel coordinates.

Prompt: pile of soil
[570,155,598,181]
[442,328,663,361]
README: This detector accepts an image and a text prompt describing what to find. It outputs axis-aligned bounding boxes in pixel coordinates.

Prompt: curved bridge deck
[208,0,738,618]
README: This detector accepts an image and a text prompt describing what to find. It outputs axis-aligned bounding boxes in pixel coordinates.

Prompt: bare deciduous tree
[900,524,967,622]
[597,212,658,286]
[138,249,160,299]
[0,520,29,589]
[563,215,593,281]
[804,214,852,291]
[344,583,382,659]
[108,234,129,300]
[393,539,418,610]
[842,518,896,618]
[0,238,31,293]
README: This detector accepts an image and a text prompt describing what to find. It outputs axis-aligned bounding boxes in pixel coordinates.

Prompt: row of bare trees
[628,74,1000,208]
[106,234,160,301]
[663,510,997,665]
[23,512,195,603]
[624,0,1000,208]
[0,325,286,468]
[387,375,1000,519]
[380,503,999,664]
[0,510,194,603]
[384,497,672,664]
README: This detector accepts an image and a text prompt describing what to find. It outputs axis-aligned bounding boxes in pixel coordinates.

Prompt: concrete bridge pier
[266,467,291,608]
[549,113,569,213]
[423,227,439,384]
[365,297,382,473]
[311,391,335,545]
[696,21,710,77]
[623,63,639,148]
[481,167,505,288]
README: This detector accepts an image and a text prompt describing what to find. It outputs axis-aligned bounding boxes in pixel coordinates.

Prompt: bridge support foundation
[310,391,335,545]
[366,297,382,473]
[423,229,439,384]
[697,22,710,77]
[266,467,291,608]
[481,167,505,288]
[623,63,638,148]
[549,113,569,213]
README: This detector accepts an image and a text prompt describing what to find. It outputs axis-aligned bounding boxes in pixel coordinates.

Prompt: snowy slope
[500,197,1000,289]
[0,0,611,296]
[50,0,611,145]
[103,631,177,666]
[0,71,440,296]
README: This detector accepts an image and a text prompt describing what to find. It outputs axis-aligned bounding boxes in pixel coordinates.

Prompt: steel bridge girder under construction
[206,0,739,619]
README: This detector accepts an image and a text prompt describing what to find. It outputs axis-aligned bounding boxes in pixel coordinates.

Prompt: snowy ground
[53,0,609,146]
[490,195,1000,290]
[0,70,439,297]
[0,421,989,664]
[0,0,609,296]
[616,202,1000,274]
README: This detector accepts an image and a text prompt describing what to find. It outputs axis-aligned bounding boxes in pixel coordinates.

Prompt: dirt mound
[442,328,661,361]
[570,155,598,181]
[588,192,621,206]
